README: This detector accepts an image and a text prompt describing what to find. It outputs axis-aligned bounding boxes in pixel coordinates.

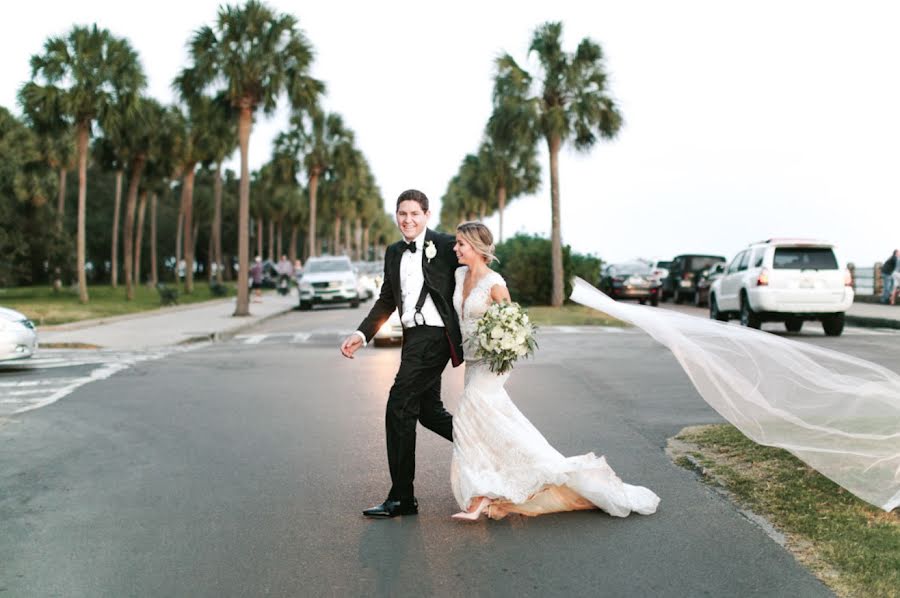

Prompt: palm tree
[21,24,145,302]
[119,97,167,299]
[293,110,353,258]
[484,71,541,242]
[497,22,622,306]
[92,135,129,288]
[180,0,324,316]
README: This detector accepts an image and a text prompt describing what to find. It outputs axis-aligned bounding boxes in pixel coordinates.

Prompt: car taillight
[757,268,769,286]
[844,270,853,287]
[612,277,624,283]
[683,272,694,280]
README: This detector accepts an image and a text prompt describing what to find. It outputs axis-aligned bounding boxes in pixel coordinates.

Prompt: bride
[448,221,660,520]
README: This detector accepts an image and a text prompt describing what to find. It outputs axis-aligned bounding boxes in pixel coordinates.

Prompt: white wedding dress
[449,267,660,519]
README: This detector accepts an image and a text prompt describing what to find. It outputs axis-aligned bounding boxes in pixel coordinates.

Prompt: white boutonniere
[424,240,437,263]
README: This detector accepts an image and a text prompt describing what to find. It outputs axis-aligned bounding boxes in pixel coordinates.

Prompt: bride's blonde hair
[456,221,497,264]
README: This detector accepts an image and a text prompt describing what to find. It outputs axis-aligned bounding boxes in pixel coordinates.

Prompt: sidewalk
[37,292,298,350]
[846,300,900,329]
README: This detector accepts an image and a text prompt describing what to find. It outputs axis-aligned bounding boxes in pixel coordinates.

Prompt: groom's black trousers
[386,325,454,501]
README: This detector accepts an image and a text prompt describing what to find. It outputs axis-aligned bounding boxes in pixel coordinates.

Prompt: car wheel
[650,296,659,307]
[674,290,684,304]
[822,313,845,337]
[639,298,646,305]
[694,290,705,307]
[740,295,762,329]
[350,299,360,308]
[710,295,728,322]
[785,318,803,333]
[298,301,312,311]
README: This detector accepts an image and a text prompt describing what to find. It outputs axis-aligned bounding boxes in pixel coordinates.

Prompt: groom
[340,189,463,518]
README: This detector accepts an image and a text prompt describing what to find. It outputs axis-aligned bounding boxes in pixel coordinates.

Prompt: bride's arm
[490,284,511,304]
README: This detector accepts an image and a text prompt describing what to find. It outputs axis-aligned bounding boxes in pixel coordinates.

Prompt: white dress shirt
[398,230,443,329]
[353,230,444,347]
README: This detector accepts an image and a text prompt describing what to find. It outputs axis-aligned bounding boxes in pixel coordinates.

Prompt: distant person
[276,254,293,295]
[891,256,900,306]
[250,256,264,303]
[881,249,899,303]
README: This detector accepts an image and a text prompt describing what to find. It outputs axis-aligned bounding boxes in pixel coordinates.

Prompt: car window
[727,251,745,273]
[686,256,726,271]
[752,248,765,267]
[773,247,838,270]
[305,259,353,273]
[737,251,750,271]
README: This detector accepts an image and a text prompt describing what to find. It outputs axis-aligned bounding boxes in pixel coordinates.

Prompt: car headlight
[343,277,356,287]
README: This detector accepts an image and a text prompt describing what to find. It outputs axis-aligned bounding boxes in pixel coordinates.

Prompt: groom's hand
[340,334,364,359]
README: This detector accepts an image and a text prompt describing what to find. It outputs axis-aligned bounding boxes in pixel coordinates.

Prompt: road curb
[845,315,900,330]
[176,302,298,345]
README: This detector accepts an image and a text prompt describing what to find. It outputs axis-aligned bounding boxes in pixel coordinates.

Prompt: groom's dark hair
[396,189,429,212]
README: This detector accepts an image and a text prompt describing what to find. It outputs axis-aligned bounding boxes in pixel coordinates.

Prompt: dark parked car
[693,262,726,307]
[663,254,727,304]
[599,261,661,306]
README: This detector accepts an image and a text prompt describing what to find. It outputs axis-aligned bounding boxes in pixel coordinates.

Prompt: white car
[373,309,403,347]
[709,238,854,335]
[0,307,37,361]
[297,256,360,310]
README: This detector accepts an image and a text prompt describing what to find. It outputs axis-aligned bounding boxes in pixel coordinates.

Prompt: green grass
[525,304,626,327]
[674,424,900,598]
[0,283,236,326]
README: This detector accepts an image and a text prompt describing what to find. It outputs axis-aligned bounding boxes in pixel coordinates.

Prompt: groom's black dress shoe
[362,498,418,518]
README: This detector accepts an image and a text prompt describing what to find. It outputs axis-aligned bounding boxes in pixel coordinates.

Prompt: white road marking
[292,332,312,343]
[242,335,268,345]
[0,345,206,416]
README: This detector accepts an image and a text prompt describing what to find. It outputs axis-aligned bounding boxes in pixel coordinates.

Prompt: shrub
[494,234,602,306]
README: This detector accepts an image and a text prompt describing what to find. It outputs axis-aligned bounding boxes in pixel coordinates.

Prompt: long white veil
[569,277,900,511]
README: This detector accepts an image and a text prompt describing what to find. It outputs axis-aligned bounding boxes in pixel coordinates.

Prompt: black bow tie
[403,241,417,253]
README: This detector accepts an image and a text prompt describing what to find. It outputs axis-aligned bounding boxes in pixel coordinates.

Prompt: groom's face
[396,200,429,241]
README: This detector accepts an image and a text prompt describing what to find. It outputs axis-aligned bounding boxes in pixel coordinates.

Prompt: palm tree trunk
[268,219,275,261]
[207,232,213,283]
[123,156,146,301]
[276,220,283,259]
[344,218,351,258]
[354,218,362,261]
[497,185,507,243]
[150,193,158,286]
[333,216,341,255]
[257,220,263,258]
[75,123,89,303]
[111,170,123,288]
[363,227,370,261]
[192,221,199,272]
[289,225,298,263]
[134,190,148,287]
[234,103,253,316]
[213,162,223,284]
[175,209,183,279]
[548,134,563,307]
[181,165,197,294]
[307,168,319,258]
[56,168,67,233]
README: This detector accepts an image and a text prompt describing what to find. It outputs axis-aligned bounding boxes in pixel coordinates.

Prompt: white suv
[709,239,854,336]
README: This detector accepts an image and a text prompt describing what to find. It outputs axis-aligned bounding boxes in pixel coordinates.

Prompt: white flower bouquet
[471,302,538,374]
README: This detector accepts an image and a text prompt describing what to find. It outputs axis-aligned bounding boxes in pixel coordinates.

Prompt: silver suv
[297,256,360,310]
[709,239,854,335]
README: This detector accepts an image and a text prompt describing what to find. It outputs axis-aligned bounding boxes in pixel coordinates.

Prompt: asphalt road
[2,301,897,597]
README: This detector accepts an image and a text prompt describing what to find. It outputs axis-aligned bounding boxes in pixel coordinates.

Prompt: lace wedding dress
[449,267,660,519]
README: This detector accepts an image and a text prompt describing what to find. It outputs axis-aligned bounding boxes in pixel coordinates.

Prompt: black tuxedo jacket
[357,229,464,366]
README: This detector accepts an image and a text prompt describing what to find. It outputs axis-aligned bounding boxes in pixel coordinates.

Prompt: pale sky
[3,1,899,266]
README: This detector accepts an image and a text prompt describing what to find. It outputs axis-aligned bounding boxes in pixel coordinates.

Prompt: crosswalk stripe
[243,335,267,345]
